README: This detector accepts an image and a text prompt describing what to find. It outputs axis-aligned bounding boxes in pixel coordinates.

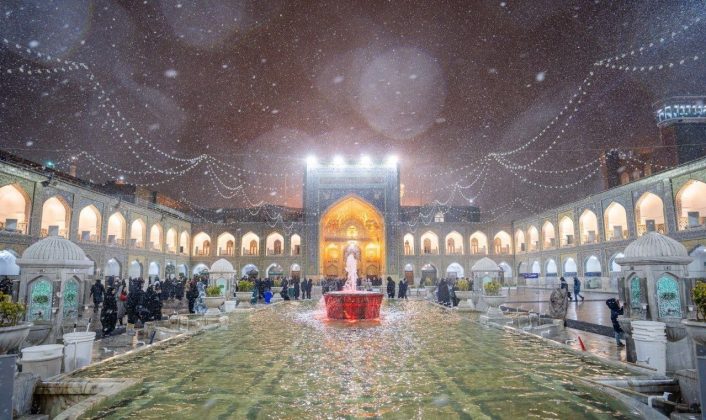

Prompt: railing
[404,249,414,256]
[266,248,283,256]
[242,249,259,256]
[422,247,439,255]
[605,230,628,241]
[678,216,706,231]
[195,249,210,256]
[470,246,487,255]
[40,228,68,238]
[637,223,666,236]
[0,221,27,234]
[79,234,99,243]
[218,249,234,257]
[107,237,125,246]
[131,239,144,249]
[495,245,510,255]
[445,249,463,255]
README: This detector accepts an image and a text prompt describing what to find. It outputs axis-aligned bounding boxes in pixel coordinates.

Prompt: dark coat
[606,298,624,332]
[386,279,396,296]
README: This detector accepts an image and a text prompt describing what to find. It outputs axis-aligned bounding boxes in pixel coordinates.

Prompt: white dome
[210,258,235,273]
[471,257,500,272]
[0,250,20,276]
[291,263,301,272]
[618,232,692,265]
[18,236,93,268]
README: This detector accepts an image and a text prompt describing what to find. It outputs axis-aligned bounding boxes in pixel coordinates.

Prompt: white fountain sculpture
[344,252,358,292]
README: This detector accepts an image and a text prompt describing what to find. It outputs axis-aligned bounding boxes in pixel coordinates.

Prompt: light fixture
[332,155,345,167]
[305,155,318,167]
[360,155,372,167]
[386,155,399,167]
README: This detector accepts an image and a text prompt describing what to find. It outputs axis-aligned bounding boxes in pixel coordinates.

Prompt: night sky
[1,1,705,220]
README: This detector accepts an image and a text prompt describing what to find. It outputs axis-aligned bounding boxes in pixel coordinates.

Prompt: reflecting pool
[79,301,638,419]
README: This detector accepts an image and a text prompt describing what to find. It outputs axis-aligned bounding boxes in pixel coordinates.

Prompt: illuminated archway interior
[320,196,385,278]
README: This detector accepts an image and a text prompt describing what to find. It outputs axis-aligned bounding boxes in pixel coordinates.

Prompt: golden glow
[320,195,385,278]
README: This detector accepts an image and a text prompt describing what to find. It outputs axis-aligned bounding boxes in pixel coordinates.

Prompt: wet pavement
[504,287,618,328]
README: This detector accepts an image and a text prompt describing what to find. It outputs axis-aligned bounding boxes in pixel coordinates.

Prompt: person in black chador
[0,276,12,296]
[606,298,625,347]
[280,278,290,301]
[398,278,408,300]
[293,278,300,300]
[90,279,106,312]
[100,287,118,337]
[437,278,450,306]
[125,279,145,324]
[307,278,313,299]
[161,278,171,301]
[174,279,184,302]
[186,279,198,313]
[145,285,162,321]
[386,277,396,299]
[300,278,307,300]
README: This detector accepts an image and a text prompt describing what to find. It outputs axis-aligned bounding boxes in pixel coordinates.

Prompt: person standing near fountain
[90,279,105,313]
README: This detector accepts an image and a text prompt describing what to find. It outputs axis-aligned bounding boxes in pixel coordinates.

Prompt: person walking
[606,298,625,347]
[90,279,105,313]
[117,286,127,326]
[100,286,118,337]
[306,278,313,299]
[386,277,396,299]
[573,276,584,302]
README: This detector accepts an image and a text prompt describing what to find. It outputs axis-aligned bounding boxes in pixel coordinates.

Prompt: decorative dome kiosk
[210,258,236,296]
[616,232,693,373]
[17,236,94,344]
[470,257,505,314]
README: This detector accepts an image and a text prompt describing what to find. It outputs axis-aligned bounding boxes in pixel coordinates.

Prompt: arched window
[107,212,126,245]
[0,184,28,234]
[527,226,539,251]
[493,231,511,255]
[41,196,70,238]
[579,210,598,245]
[180,231,190,255]
[77,205,101,243]
[290,234,301,255]
[558,217,574,247]
[266,232,284,256]
[166,228,178,253]
[563,258,577,276]
[420,232,439,255]
[515,229,526,252]
[217,232,236,256]
[192,232,212,256]
[604,202,628,240]
[403,233,414,256]
[149,224,163,251]
[130,219,146,248]
[585,255,601,276]
[470,231,488,255]
[241,232,260,256]
[676,180,706,230]
[635,192,665,236]
[445,231,463,255]
[545,259,558,277]
[542,222,556,249]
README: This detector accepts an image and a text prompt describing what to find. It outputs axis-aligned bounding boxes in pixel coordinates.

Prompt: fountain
[324,247,383,320]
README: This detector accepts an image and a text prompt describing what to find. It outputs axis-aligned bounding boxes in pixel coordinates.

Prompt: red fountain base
[324,291,384,320]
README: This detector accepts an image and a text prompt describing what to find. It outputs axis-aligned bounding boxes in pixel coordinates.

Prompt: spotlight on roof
[360,155,372,167]
[332,155,345,167]
[386,155,399,167]
[305,155,318,167]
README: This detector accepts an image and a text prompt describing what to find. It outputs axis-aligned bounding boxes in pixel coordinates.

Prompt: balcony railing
[107,237,125,246]
[560,235,574,248]
[445,249,463,255]
[0,220,27,234]
[194,249,210,256]
[218,249,234,257]
[41,228,68,238]
[678,216,706,231]
[605,229,628,241]
[422,247,439,255]
[267,248,283,256]
[242,249,259,256]
[495,245,510,255]
[79,233,99,243]
[637,223,666,236]
[470,246,487,255]
[131,239,144,249]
